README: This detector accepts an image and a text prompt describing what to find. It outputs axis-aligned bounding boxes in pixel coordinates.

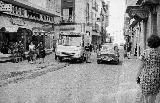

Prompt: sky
[106,0,125,44]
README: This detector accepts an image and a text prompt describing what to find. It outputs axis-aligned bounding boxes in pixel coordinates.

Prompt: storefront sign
[10,18,25,26]
[0,4,12,12]
[60,25,75,31]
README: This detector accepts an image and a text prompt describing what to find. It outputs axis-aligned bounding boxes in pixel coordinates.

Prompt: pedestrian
[126,42,132,59]
[85,43,92,63]
[29,42,36,64]
[18,41,24,61]
[136,35,160,103]
[12,42,19,63]
[114,46,119,57]
[37,42,46,64]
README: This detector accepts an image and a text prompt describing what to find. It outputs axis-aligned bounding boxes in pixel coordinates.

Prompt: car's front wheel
[55,54,58,60]
[97,60,101,64]
[58,57,63,62]
[115,59,119,65]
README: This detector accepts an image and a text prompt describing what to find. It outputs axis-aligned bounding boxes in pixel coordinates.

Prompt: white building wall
[75,0,86,23]
[13,0,61,16]
[28,0,47,8]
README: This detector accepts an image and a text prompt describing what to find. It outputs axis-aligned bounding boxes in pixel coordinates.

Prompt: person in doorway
[85,43,92,63]
[136,35,160,103]
[37,42,46,63]
[123,43,128,58]
[29,42,36,64]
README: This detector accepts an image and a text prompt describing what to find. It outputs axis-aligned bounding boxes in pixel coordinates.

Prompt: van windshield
[58,36,82,46]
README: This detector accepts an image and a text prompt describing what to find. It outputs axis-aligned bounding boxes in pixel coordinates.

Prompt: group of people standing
[28,41,46,64]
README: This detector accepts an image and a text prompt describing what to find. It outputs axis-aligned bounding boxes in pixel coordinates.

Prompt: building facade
[124,0,159,57]
[0,0,61,53]
[54,0,109,47]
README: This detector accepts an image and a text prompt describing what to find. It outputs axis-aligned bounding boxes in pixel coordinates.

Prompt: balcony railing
[59,17,75,25]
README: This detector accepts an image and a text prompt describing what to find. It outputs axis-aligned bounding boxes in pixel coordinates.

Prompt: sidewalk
[117,56,160,103]
[0,52,66,81]
[116,57,141,103]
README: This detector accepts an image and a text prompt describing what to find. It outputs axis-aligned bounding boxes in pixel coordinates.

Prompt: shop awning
[126,6,149,20]
[129,19,142,28]
[32,27,54,33]
[136,0,159,5]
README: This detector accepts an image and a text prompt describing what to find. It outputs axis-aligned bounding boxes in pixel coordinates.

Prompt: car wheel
[97,60,101,64]
[80,56,85,63]
[55,55,58,60]
[115,60,119,65]
[59,57,63,62]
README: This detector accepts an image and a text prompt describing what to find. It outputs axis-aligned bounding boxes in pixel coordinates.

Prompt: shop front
[32,26,55,52]
[0,14,53,54]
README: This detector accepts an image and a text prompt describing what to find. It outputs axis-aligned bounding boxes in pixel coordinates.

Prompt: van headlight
[74,49,80,51]
[97,52,101,55]
[74,52,81,57]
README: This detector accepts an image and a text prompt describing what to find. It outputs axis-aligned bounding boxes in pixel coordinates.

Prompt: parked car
[97,43,120,64]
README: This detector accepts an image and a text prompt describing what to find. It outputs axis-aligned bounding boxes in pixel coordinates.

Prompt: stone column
[157,5,160,36]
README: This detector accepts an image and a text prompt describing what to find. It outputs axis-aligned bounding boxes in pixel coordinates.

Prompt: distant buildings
[54,0,110,46]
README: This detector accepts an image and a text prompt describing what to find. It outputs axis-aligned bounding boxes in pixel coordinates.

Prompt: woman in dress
[136,35,160,103]
[37,42,45,63]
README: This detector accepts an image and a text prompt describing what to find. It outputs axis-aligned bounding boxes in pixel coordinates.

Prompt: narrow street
[0,52,122,103]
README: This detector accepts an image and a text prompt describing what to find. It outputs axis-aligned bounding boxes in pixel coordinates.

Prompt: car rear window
[101,45,114,51]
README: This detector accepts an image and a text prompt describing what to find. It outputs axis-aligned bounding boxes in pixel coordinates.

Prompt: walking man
[85,43,92,63]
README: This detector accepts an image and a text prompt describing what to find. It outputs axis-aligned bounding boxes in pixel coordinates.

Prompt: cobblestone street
[1,52,160,103]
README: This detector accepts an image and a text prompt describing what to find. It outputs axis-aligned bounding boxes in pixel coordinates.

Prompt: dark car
[97,43,120,64]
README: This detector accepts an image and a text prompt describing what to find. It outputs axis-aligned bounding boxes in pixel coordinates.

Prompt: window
[86,3,89,22]
[91,12,94,20]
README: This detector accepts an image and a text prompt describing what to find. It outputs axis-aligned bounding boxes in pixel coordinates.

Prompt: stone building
[124,0,159,57]
[0,0,61,53]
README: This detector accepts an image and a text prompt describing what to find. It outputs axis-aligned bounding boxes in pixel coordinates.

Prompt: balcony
[92,23,100,33]
[92,2,98,11]
[59,17,76,25]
